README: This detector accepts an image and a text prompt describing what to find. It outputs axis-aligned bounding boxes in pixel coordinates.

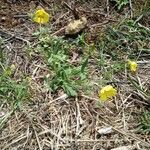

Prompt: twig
[97,117,150,147]
[51,27,66,36]
[106,0,110,15]
[75,97,84,136]
[2,134,30,150]
[112,127,150,147]
[31,123,42,150]
[137,60,150,64]
[0,29,29,44]
[91,20,110,28]
[52,12,70,26]
[70,139,116,142]
[63,2,79,19]
[21,109,42,150]
[13,14,28,19]
[132,91,150,105]
[129,0,133,18]
[43,94,69,107]
[63,2,74,12]
[81,94,99,102]
[81,94,114,114]
[40,0,51,8]
[77,8,106,17]
[38,126,66,143]
[0,110,14,130]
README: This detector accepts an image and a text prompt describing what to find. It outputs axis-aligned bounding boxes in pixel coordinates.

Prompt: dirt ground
[0,0,150,150]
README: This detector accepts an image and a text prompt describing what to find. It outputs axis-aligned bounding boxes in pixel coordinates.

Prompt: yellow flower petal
[128,60,137,72]
[33,9,49,24]
[99,90,107,101]
[99,85,117,101]
[100,94,108,101]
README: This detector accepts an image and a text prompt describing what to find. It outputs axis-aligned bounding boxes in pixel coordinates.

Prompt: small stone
[1,17,6,22]
[97,126,113,135]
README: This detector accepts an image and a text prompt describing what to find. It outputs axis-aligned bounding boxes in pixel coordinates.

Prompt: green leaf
[81,57,89,73]
[63,84,77,96]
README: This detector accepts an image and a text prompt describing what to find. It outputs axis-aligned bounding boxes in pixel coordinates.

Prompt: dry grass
[0,0,150,149]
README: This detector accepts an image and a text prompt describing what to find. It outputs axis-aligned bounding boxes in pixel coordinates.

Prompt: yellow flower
[128,60,137,72]
[99,85,117,101]
[33,8,49,24]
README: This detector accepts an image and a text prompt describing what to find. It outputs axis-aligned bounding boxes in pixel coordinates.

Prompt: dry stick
[75,97,80,136]
[106,0,110,15]
[40,0,51,8]
[55,126,64,150]
[132,91,149,105]
[0,121,24,140]
[113,127,150,147]
[32,123,42,150]
[23,125,30,147]
[100,117,150,147]
[70,139,116,142]
[21,109,42,150]
[0,110,14,130]
[91,20,110,28]
[13,14,28,18]
[81,94,114,114]
[75,97,84,137]
[63,2,79,19]
[137,60,150,64]
[51,27,66,36]
[43,94,69,106]
[2,134,30,150]
[129,0,133,18]
[52,12,70,26]
[0,29,29,44]
[78,8,106,17]
[38,126,66,143]
[81,95,150,147]
[63,2,74,11]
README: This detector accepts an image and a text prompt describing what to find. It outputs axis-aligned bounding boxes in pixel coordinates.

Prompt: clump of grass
[0,62,31,128]
[98,18,150,61]
[139,111,150,134]
[95,9,150,87]
[133,0,150,15]
[0,64,30,108]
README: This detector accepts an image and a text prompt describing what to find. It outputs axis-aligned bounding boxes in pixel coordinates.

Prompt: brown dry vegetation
[0,0,150,150]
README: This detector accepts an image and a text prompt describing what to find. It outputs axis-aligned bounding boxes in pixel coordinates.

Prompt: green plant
[97,40,125,84]
[37,35,89,96]
[99,19,150,61]
[113,0,129,10]
[139,111,150,134]
[0,64,30,108]
[0,37,4,63]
